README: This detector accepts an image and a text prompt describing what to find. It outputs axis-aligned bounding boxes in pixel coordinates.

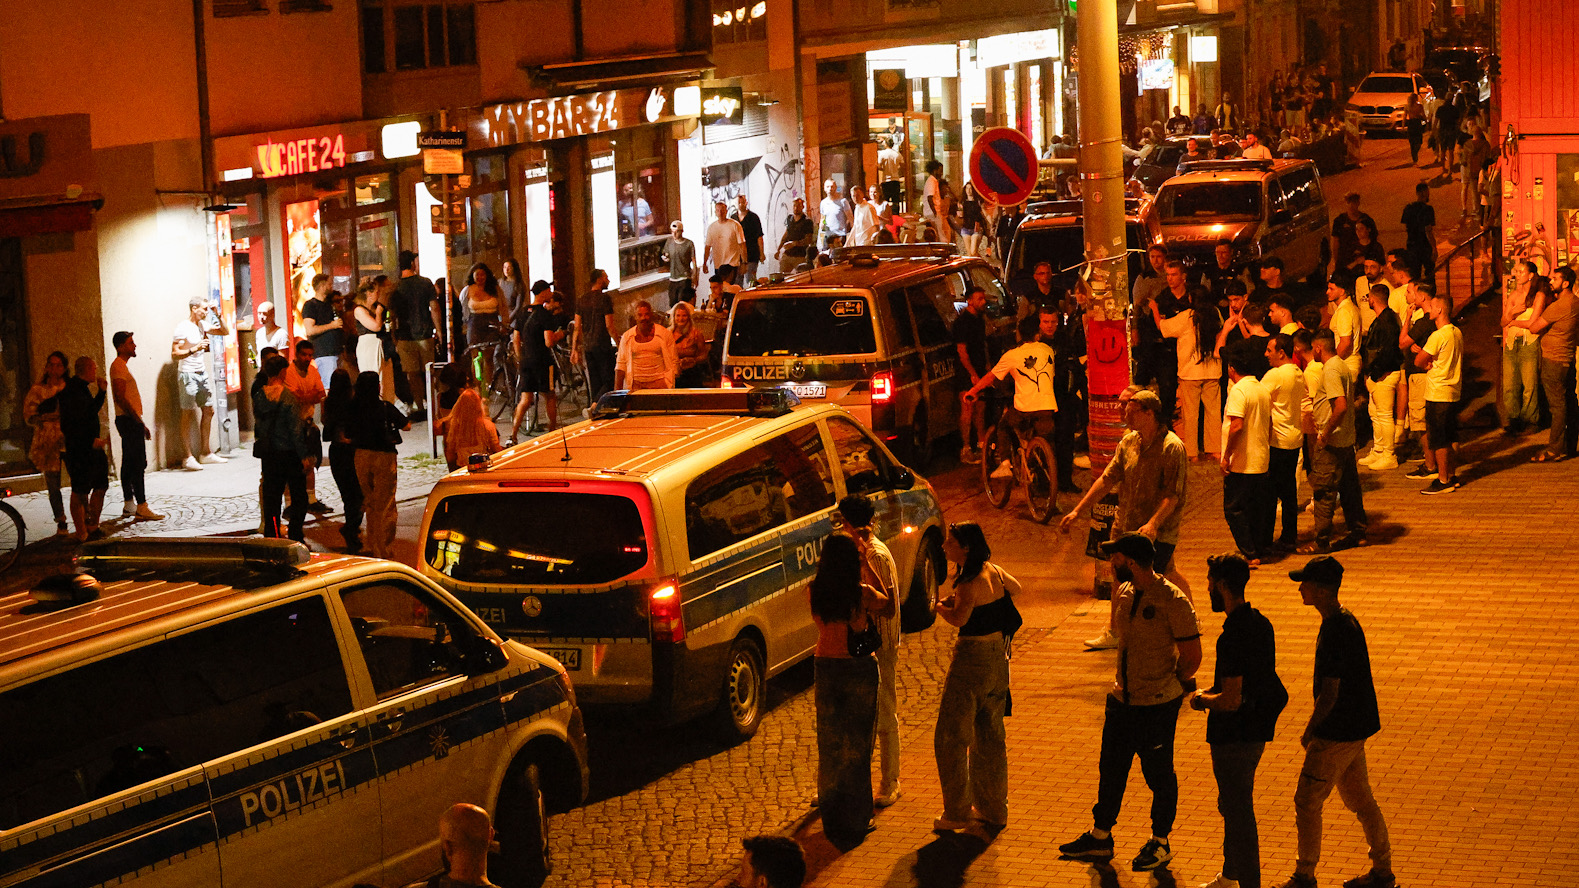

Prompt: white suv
[0,538,588,888]
[1347,71,1433,132]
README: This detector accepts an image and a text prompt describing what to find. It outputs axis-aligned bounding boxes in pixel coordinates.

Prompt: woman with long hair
[932,521,1016,835]
[670,301,710,387]
[444,387,501,471]
[810,531,888,850]
[462,263,502,387]
[322,368,363,552]
[22,351,71,535]
[960,182,988,257]
[352,280,388,397]
[1153,279,1223,458]
[347,371,409,559]
[498,257,523,325]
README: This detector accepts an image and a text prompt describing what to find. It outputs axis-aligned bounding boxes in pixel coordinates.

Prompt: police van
[0,538,587,888]
[416,388,947,742]
[1154,158,1331,283]
[717,244,1014,466]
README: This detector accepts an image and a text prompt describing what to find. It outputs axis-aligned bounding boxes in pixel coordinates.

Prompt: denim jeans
[1502,338,1540,428]
[934,634,1010,825]
[1093,695,1183,837]
[1294,738,1392,877]
[1212,741,1267,888]
[816,655,878,846]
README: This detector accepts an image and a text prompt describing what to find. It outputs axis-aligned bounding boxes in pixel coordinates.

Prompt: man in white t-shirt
[1221,343,1273,564]
[962,313,1058,480]
[1325,277,1361,379]
[1240,133,1274,161]
[1412,292,1464,494]
[818,179,851,250]
[171,295,229,470]
[1262,333,1306,550]
[703,201,747,274]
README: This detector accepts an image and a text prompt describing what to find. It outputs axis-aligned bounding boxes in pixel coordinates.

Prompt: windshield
[728,295,877,356]
[1358,76,1415,94]
[425,491,649,585]
[1157,182,1263,223]
[1009,226,1086,280]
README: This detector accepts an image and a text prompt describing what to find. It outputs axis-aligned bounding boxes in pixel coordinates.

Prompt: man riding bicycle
[962,311,1060,479]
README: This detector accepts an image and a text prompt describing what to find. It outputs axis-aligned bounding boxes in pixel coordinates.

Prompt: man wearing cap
[1059,531,1201,872]
[1062,386,1192,649]
[1276,556,1394,888]
[1192,552,1288,888]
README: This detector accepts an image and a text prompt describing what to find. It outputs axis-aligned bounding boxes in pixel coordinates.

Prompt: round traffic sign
[969,127,1040,206]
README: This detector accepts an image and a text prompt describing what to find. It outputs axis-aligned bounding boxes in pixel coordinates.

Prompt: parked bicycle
[980,414,1060,523]
[0,488,26,573]
[464,323,519,423]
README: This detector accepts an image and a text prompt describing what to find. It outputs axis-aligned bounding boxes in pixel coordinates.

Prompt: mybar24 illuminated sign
[701,87,744,126]
[478,85,701,145]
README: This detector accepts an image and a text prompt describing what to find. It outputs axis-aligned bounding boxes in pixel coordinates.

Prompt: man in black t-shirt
[952,287,990,463]
[732,195,766,284]
[1329,193,1378,284]
[390,250,439,419]
[1400,182,1437,273]
[1279,556,1394,888]
[1192,552,1287,888]
[573,269,618,401]
[301,273,344,384]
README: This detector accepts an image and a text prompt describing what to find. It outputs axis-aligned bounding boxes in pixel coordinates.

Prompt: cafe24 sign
[480,84,701,145]
[257,133,347,179]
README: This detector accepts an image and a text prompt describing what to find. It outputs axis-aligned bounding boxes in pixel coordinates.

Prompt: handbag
[846,610,881,658]
[991,564,1024,641]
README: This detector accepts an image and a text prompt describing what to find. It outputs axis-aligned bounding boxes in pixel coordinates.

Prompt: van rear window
[426,492,649,585]
[1157,182,1262,222]
[728,295,877,356]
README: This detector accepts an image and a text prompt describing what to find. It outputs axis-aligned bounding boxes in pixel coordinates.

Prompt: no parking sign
[968,127,1040,206]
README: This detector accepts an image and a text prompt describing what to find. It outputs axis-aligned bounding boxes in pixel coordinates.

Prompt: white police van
[417,388,947,741]
[0,538,587,888]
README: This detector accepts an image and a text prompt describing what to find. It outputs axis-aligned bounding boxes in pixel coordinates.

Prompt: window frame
[336,576,477,702]
[363,0,477,74]
[685,443,796,560]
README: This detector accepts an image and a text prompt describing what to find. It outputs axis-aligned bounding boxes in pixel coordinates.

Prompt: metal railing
[1432,223,1501,315]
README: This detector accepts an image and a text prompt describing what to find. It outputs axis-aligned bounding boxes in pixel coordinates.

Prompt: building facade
[1499,0,1577,269]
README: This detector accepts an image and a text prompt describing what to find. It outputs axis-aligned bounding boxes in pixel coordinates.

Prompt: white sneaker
[1367,455,1399,470]
[198,453,227,465]
[990,460,1013,479]
[1199,874,1240,888]
[1084,628,1118,650]
[135,503,165,520]
[959,447,981,465]
[183,456,203,470]
[876,782,902,808]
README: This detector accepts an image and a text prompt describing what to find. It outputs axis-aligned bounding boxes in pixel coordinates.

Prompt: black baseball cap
[1289,554,1344,586]
[1098,532,1155,566]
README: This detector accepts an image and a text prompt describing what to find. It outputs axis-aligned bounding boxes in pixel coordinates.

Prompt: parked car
[1346,71,1435,132]
[1001,198,1159,303]
[1154,158,1330,283]
[1130,136,1215,193]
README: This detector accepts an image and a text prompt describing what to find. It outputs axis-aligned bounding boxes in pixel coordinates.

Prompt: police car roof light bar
[1175,159,1276,175]
[829,243,958,263]
[590,387,801,419]
[75,537,313,571]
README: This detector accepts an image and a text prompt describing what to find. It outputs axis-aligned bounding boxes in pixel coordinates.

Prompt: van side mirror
[458,630,509,676]
[888,468,916,491]
[1270,208,1292,226]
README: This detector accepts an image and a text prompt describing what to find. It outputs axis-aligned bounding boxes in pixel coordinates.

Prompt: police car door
[906,282,962,441]
[202,594,384,888]
[333,576,507,882]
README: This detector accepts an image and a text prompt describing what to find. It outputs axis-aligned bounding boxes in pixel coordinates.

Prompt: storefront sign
[215,119,411,182]
[700,87,744,126]
[256,134,347,179]
[872,70,907,112]
[471,84,701,147]
[423,148,465,175]
[418,131,468,149]
[976,29,1061,68]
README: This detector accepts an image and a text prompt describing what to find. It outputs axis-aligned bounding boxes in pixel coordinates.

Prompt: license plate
[540,648,581,670]
[789,383,827,399]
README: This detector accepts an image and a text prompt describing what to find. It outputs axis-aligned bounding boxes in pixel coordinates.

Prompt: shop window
[377,0,475,73]
[356,173,395,206]
[611,128,673,281]
[711,0,766,44]
[446,154,511,280]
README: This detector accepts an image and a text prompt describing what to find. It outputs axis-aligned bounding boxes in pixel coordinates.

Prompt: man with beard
[1059,531,1201,872]
[1191,552,1288,888]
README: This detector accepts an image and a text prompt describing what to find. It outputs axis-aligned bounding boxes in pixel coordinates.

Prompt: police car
[417,387,947,742]
[0,538,587,888]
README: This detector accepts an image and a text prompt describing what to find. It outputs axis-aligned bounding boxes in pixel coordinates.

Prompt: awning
[524,51,713,91]
[0,193,103,239]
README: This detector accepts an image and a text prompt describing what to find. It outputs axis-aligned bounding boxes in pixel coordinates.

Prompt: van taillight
[649,583,684,642]
[871,371,895,404]
[719,374,735,388]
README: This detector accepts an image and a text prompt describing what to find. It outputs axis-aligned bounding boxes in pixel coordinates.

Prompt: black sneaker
[1058,830,1115,861]
[1342,870,1396,888]
[1404,465,1435,479]
[1131,837,1172,871]
[305,501,332,514]
[1421,477,1457,495]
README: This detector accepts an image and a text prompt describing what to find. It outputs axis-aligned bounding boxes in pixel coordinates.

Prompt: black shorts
[1425,400,1458,450]
[518,362,556,395]
[65,449,109,494]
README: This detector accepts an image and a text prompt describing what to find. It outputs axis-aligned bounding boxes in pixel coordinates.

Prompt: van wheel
[494,762,550,887]
[907,409,932,469]
[902,533,942,633]
[715,636,765,743]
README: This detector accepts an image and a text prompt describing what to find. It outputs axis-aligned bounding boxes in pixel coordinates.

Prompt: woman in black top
[347,371,409,559]
[322,369,363,553]
[933,521,1018,833]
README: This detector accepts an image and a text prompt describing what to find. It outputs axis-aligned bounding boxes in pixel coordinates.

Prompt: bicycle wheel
[1024,437,1059,524]
[981,425,1013,509]
[0,501,25,574]
[489,366,515,423]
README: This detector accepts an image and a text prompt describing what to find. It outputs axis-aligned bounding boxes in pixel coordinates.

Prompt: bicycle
[551,343,590,413]
[463,324,519,423]
[0,488,26,573]
[980,415,1060,523]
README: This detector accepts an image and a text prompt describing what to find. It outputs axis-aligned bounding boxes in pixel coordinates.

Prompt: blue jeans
[1502,338,1539,428]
